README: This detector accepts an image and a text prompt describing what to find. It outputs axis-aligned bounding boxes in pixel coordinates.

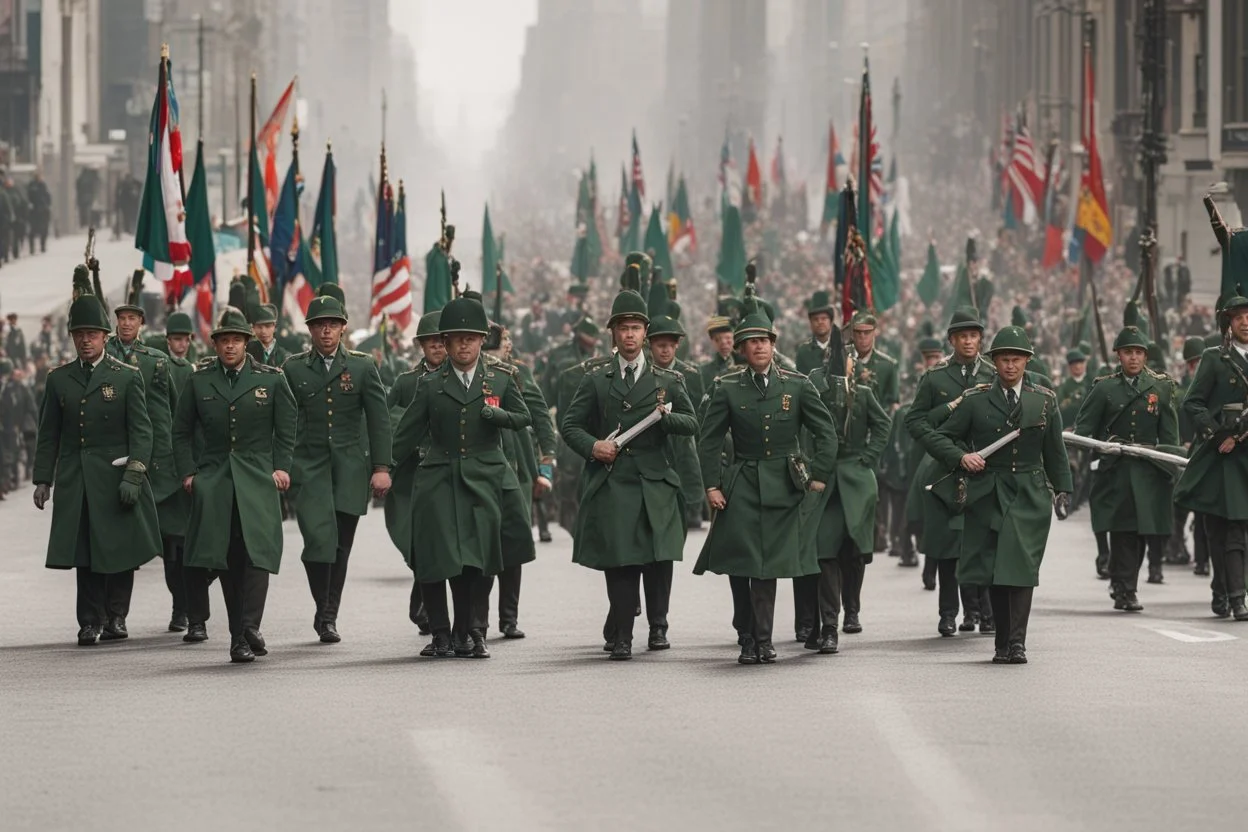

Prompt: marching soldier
[561,276,698,659]
[392,294,534,659]
[5,311,27,363]
[798,355,891,654]
[925,325,1072,664]
[1175,294,1248,619]
[1073,326,1179,612]
[247,303,291,367]
[1057,348,1092,427]
[647,313,705,531]
[283,289,392,644]
[848,311,900,553]
[695,307,838,664]
[174,306,297,662]
[795,290,846,376]
[33,271,161,645]
[386,310,444,633]
[905,308,997,636]
[1168,337,1207,570]
[699,316,736,394]
[542,315,602,534]
[154,311,196,633]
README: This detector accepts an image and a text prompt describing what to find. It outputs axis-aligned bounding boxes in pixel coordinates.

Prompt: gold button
[230,406,236,411]
[326,386,332,393]
[80,398,86,404]
[765,450,771,456]
[327,410,333,416]
[764,426,770,431]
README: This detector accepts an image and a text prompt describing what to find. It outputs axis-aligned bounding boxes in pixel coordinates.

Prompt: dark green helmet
[211,306,253,339]
[1182,337,1206,362]
[1065,348,1088,364]
[733,311,776,346]
[987,325,1034,356]
[166,311,194,336]
[305,294,348,324]
[1112,326,1149,351]
[918,336,943,354]
[946,307,984,336]
[573,316,600,339]
[806,290,835,317]
[114,270,146,319]
[252,303,278,324]
[415,311,442,340]
[647,315,685,340]
[608,287,649,328]
[440,294,489,335]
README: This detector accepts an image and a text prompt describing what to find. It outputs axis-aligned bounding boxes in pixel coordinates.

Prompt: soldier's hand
[481,404,509,422]
[272,470,291,492]
[32,483,49,510]
[1220,436,1237,454]
[534,475,552,497]
[808,480,827,493]
[1054,492,1071,521]
[592,440,618,463]
[370,470,392,498]
[183,475,194,494]
[118,479,141,508]
[960,452,987,472]
[707,487,727,511]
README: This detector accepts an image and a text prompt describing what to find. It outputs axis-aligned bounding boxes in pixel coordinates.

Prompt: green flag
[586,157,602,266]
[424,242,452,314]
[947,263,976,312]
[185,139,215,285]
[249,139,269,246]
[304,145,337,289]
[572,174,600,278]
[917,241,940,307]
[481,203,513,294]
[716,204,747,292]
[643,205,673,283]
[869,211,901,312]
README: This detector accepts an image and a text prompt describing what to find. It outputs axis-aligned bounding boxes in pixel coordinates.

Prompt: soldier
[905,308,998,636]
[699,316,736,394]
[0,363,37,487]
[26,170,51,254]
[647,314,705,529]
[695,308,838,664]
[883,336,943,572]
[848,311,900,553]
[154,312,196,633]
[7,176,27,261]
[544,316,603,534]
[283,289,392,643]
[798,355,891,654]
[795,290,846,376]
[1074,326,1179,612]
[247,303,291,367]
[925,326,1072,664]
[5,311,26,363]
[175,306,297,662]
[561,276,698,659]
[386,311,444,634]
[393,294,533,659]
[1168,337,1207,570]
[33,272,161,645]
[1175,294,1248,620]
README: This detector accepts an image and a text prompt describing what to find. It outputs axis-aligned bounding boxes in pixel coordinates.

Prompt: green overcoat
[490,355,539,568]
[516,359,557,460]
[853,348,901,409]
[173,356,297,573]
[878,402,916,492]
[1074,368,1179,535]
[927,380,1072,587]
[808,370,891,558]
[1056,373,1092,428]
[904,355,996,558]
[392,357,533,581]
[655,358,706,508]
[106,337,179,507]
[699,352,736,398]
[384,358,439,564]
[1175,345,1248,519]
[794,338,832,376]
[561,359,698,569]
[282,346,392,563]
[552,354,611,534]
[33,357,161,573]
[156,353,195,536]
[694,365,838,579]
[247,339,292,369]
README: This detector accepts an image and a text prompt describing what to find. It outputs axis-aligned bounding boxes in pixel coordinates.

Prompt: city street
[1,487,1243,831]
[0,231,145,328]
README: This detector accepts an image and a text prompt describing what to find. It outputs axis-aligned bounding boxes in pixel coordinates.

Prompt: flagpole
[246,73,256,287]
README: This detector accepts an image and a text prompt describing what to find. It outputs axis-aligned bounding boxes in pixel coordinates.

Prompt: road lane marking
[1140,622,1238,643]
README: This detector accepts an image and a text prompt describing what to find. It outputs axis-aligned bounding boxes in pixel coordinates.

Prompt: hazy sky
[390,1,539,163]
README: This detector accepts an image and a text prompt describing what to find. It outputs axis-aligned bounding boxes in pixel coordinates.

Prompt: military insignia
[656,388,666,405]
[781,394,792,411]
[340,372,353,392]
[485,395,501,408]
[101,384,117,401]
[255,387,268,400]
[482,382,493,397]
[1146,392,1158,415]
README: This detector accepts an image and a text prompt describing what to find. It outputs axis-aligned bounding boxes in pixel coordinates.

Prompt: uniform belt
[984,462,1042,473]
[735,448,798,460]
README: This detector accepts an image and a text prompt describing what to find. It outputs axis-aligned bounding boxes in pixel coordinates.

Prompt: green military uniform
[648,314,706,529]
[1056,350,1092,428]
[1175,301,1248,618]
[1074,327,1179,610]
[247,335,292,368]
[542,317,601,534]
[878,402,919,562]
[694,310,838,663]
[1168,337,1209,569]
[904,308,998,634]
[699,315,737,395]
[852,347,901,410]
[796,366,890,652]
[392,294,533,658]
[34,277,161,644]
[561,282,698,659]
[105,336,179,511]
[925,325,1072,664]
[283,293,392,641]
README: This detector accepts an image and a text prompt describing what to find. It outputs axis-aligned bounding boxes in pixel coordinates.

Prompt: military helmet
[567,282,590,298]
[608,288,649,328]
[573,316,600,339]
[114,270,146,319]
[850,311,877,330]
[1065,348,1088,365]
[1112,326,1149,351]
[806,290,835,318]
[166,311,194,336]
[305,294,348,324]
[439,294,489,335]
[252,303,279,324]
[647,315,685,340]
[1182,337,1206,362]
[986,325,1034,356]
[706,315,733,337]
[1011,305,1028,328]
[415,311,442,340]
[211,305,253,339]
[946,307,984,336]
[733,311,776,346]
[317,283,347,306]
[918,336,944,355]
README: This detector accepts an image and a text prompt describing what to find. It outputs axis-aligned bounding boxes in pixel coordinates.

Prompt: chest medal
[781,393,792,412]
[255,387,268,400]
[101,384,117,402]
[339,371,353,393]
[483,382,500,408]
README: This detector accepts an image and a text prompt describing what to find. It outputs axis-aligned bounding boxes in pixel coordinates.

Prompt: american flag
[1006,108,1044,224]
[631,131,645,201]
[370,171,413,330]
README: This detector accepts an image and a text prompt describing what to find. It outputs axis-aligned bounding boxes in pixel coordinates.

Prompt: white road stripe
[1140,622,1238,643]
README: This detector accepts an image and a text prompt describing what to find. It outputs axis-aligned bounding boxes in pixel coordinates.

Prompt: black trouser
[423,568,491,642]
[1109,531,1146,593]
[793,576,817,635]
[744,578,777,645]
[303,511,361,626]
[730,575,753,637]
[1194,511,1211,571]
[883,487,913,556]
[186,500,267,636]
[1095,531,1110,568]
[162,535,187,618]
[533,495,551,537]
[961,584,992,622]
[642,561,672,628]
[603,565,643,647]
[76,568,134,628]
[989,586,1034,653]
[937,559,961,618]
[1204,515,1248,601]
[497,564,522,628]
[408,579,426,627]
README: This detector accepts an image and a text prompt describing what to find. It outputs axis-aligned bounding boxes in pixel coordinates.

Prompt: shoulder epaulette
[776,367,808,379]
[714,367,747,384]
[1143,366,1171,381]
[247,355,282,374]
[104,354,138,371]
[651,364,681,379]
[290,349,312,361]
[487,359,518,376]
[347,349,370,359]
[874,349,898,365]
[581,355,613,372]
[932,358,950,369]
[1024,383,1057,398]
[195,355,218,371]
[948,383,992,411]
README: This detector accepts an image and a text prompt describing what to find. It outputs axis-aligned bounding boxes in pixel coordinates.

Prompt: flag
[386,183,413,329]
[248,138,270,246]
[1006,107,1043,225]
[716,204,746,292]
[665,159,675,211]
[868,209,901,312]
[587,155,606,259]
[820,122,843,235]
[743,137,762,223]
[643,205,673,284]
[573,173,601,278]
[256,78,295,219]
[917,240,940,307]
[631,130,646,201]
[770,136,787,219]
[372,170,412,328]
[303,144,337,308]
[857,54,875,251]
[481,203,513,295]
[719,132,740,210]
[269,150,304,314]
[835,180,872,322]
[245,131,271,302]
[1073,42,1112,264]
[134,50,192,298]
[668,174,696,253]
[182,139,215,335]
[424,194,453,315]
[616,164,631,252]
[1041,139,1066,269]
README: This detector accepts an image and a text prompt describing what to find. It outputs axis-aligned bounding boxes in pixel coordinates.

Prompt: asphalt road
[1,489,1243,832]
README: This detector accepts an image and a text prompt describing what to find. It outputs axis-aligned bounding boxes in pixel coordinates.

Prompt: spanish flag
[1073,41,1111,264]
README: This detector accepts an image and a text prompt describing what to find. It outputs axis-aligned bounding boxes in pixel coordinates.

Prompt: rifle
[86,227,108,316]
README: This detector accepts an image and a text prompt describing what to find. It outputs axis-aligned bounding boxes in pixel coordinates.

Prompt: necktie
[961,363,970,380]
[1006,387,1018,409]
[82,361,93,378]
[226,368,239,388]
[754,372,767,393]
[1129,375,1138,390]
[460,371,471,390]
[624,363,636,388]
